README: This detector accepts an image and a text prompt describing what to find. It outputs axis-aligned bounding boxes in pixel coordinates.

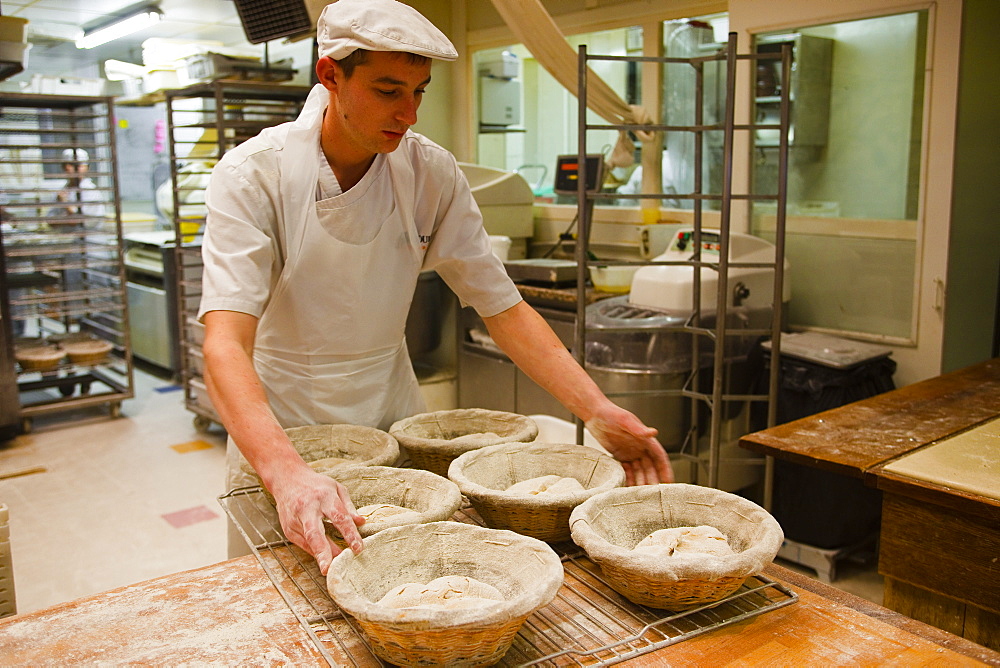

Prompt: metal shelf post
[164,81,310,431]
[573,36,790,495]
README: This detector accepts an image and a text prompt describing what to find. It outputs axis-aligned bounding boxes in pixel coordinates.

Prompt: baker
[56,148,105,218]
[199,0,674,575]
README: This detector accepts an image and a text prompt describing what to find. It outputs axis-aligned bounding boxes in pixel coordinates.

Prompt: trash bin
[754,333,897,549]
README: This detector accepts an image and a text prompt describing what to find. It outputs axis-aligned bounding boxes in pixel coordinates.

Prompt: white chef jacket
[199,84,522,431]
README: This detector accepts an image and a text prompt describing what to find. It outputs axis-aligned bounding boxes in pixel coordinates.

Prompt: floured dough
[449,431,502,445]
[357,503,421,524]
[506,474,586,496]
[309,456,353,470]
[633,525,735,558]
[377,575,505,610]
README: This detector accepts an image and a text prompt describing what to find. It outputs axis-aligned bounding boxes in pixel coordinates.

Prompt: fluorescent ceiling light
[76,7,162,50]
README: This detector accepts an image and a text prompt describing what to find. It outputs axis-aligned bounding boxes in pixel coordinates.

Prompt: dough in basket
[377,575,505,610]
[357,503,421,523]
[309,456,354,470]
[633,525,735,558]
[450,431,502,445]
[506,474,586,496]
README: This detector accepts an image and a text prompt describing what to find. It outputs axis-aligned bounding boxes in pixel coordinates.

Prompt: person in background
[52,148,104,318]
[615,149,680,208]
[199,0,674,575]
[56,148,105,218]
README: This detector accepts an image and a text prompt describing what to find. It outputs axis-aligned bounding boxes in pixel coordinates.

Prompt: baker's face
[326,51,432,157]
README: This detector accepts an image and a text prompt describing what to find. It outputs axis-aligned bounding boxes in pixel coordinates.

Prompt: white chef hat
[61,148,90,163]
[317,0,457,62]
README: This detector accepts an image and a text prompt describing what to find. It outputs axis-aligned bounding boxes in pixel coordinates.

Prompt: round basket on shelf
[319,465,463,544]
[569,484,783,609]
[389,408,538,476]
[326,521,563,667]
[15,345,66,371]
[62,339,114,364]
[448,442,625,542]
[242,424,400,495]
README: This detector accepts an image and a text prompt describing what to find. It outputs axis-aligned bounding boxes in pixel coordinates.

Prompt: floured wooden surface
[0,549,994,665]
[677,565,994,667]
[0,558,325,665]
[6,481,997,667]
[883,416,1000,500]
[739,359,1000,477]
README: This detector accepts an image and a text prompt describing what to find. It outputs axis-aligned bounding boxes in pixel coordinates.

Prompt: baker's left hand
[586,405,674,486]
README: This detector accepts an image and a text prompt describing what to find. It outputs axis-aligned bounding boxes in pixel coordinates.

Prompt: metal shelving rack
[164,81,310,431]
[0,93,134,433]
[573,35,790,500]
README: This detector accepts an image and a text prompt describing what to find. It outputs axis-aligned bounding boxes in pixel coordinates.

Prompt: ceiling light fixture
[76,5,162,50]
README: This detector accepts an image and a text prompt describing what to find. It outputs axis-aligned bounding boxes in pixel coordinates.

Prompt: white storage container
[142,68,179,93]
[28,74,105,96]
[120,77,145,99]
[0,40,29,69]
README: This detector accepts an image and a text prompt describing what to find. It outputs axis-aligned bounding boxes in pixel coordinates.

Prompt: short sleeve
[413,148,522,318]
[197,144,285,322]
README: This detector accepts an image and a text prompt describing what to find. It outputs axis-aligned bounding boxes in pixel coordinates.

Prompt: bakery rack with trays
[0,93,135,434]
[219,485,797,666]
[163,81,311,434]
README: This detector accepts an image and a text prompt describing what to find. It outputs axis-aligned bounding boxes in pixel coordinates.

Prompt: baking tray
[504,258,579,286]
[220,486,797,666]
[762,332,892,369]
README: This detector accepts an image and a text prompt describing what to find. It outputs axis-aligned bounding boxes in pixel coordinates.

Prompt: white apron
[252,85,428,432]
[225,86,429,557]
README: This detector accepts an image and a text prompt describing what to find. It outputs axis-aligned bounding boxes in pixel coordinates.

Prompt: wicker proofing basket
[569,484,783,609]
[242,424,400,495]
[14,345,65,370]
[327,521,563,667]
[62,339,114,364]
[319,465,463,544]
[448,442,625,542]
[389,409,538,477]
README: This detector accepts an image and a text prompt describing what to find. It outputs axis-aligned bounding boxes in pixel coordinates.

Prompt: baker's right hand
[269,467,366,575]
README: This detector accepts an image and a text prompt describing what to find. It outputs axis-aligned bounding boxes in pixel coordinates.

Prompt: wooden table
[740,358,1000,651]
[0,555,996,665]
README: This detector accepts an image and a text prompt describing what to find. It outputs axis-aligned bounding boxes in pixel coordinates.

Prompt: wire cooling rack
[219,487,797,666]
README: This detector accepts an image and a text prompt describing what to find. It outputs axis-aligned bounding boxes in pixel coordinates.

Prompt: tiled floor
[0,365,229,615]
[775,548,884,605]
[0,365,884,617]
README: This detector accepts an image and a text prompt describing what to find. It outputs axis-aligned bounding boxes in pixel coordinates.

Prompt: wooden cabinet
[879,491,1000,649]
[740,358,1000,651]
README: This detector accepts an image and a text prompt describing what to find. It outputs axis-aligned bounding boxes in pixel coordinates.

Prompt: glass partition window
[751,11,927,342]
[473,15,728,205]
[474,29,632,203]
[471,10,927,344]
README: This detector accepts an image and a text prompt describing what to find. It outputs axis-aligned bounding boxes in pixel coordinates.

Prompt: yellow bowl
[589,265,638,293]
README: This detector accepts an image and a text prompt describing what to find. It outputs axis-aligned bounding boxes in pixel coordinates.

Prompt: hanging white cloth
[488,0,656,168]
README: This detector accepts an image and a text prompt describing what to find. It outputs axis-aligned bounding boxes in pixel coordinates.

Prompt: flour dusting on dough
[506,475,586,496]
[377,575,505,610]
[633,526,735,558]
